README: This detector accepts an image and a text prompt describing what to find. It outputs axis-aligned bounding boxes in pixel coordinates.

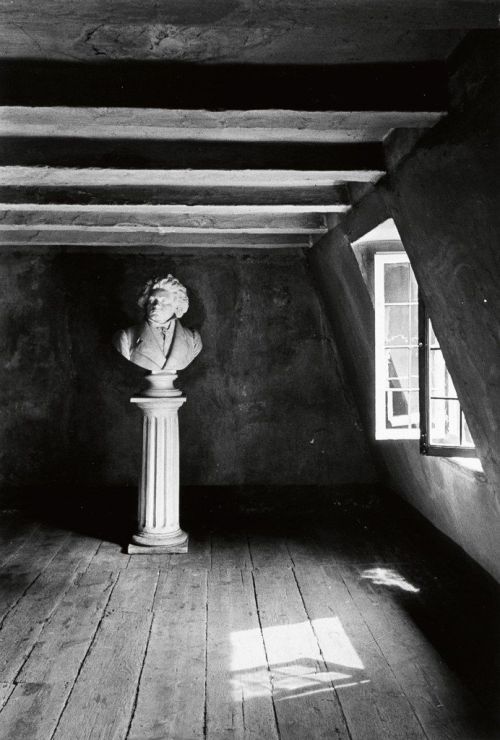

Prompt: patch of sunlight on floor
[230,617,367,701]
[361,567,420,592]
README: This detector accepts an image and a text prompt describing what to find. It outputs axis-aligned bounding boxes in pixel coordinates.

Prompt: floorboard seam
[246,534,255,571]
[11,561,88,685]
[0,683,15,718]
[291,566,354,740]
[47,570,121,740]
[203,569,209,740]
[0,522,40,573]
[0,532,72,631]
[0,571,42,631]
[124,592,158,740]
[336,565,430,739]
[285,539,296,568]
[250,569,282,740]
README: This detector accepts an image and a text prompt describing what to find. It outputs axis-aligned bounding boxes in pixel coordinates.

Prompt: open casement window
[374,253,420,439]
[419,302,476,457]
[374,251,476,453]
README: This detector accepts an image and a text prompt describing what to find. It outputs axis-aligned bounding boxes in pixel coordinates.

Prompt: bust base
[141,371,182,397]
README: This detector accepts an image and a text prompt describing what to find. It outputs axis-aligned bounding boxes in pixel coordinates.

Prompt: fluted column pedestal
[128,393,188,554]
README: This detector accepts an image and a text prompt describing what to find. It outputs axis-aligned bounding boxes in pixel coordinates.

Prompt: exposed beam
[0,60,448,111]
[0,168,379,188]
[0,210,327,234]
[0,168,381,187]
[0,229,310,249]
[0,139,386,172]
[0,107,445,143]
[0,203,345,214]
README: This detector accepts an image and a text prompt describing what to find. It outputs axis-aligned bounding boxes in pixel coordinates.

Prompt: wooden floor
[0,491,498,739]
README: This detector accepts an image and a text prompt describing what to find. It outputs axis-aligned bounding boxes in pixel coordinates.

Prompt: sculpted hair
[138,275,189,318]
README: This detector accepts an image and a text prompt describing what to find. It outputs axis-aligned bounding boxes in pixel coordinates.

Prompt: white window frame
[374,252,420,440]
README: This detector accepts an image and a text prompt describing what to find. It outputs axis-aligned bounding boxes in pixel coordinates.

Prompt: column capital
[130,395,187,414]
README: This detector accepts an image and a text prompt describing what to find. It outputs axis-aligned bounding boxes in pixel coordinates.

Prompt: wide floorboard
[0,491,498,739]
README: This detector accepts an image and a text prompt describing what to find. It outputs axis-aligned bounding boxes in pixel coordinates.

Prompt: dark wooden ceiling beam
[0,138,386,172]
[0,60,448,111]
[0,185,350,208]
[0,181,354,211]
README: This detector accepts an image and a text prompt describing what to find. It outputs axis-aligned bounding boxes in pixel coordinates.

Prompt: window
[419,304,476,456]
[375,252,475,455]
[374,253,419,439]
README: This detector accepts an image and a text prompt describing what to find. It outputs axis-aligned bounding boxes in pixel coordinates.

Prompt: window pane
[387,348,409,388]
[430,399,461,445]
[430,348,457,398]
[430,348,446,396]
[408,391,420,429]
[375,253,420,440]
[410,304,419,345]
[385,305,409,346]
[385,263,410,303]
[386,389,410,428]
[410,348,419,388]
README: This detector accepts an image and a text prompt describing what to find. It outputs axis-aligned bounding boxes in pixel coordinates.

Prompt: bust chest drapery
[113,319,202,372]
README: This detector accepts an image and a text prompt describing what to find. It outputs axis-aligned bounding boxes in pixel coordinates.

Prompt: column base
[128,529,189,554]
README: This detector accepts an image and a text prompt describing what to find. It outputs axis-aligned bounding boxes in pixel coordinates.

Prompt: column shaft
[128,395,187,553]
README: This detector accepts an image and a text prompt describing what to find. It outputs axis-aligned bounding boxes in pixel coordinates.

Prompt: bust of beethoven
[113,275,202,373]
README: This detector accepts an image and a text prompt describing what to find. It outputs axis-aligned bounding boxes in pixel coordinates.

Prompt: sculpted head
[113,274,201,378]
[138,275,189,327]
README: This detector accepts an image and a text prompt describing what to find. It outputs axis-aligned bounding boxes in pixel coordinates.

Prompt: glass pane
[430,348,457,399]
[410,270,418,301]
[410,348,419,389]
[385,263,410,303]
[462,413,475,447]
[430,399,461,445]
[386,348,409,388]
[428,319,439,348]
[410,304,419,345]
[408,391,420,429]
[385,305,409,346]
[386,389,410,429]
[430,348,446,396]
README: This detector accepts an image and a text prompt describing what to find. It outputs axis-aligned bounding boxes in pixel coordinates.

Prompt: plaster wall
[0,250,376,492]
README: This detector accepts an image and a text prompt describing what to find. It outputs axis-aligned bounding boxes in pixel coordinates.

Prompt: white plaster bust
[113,275,202,373]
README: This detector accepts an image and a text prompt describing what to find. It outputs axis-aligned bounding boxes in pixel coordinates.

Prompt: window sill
[440,456,486,481]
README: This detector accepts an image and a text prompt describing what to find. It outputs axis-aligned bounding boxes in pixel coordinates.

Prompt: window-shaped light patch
[375,252,420,439]
[230,619,367,702]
